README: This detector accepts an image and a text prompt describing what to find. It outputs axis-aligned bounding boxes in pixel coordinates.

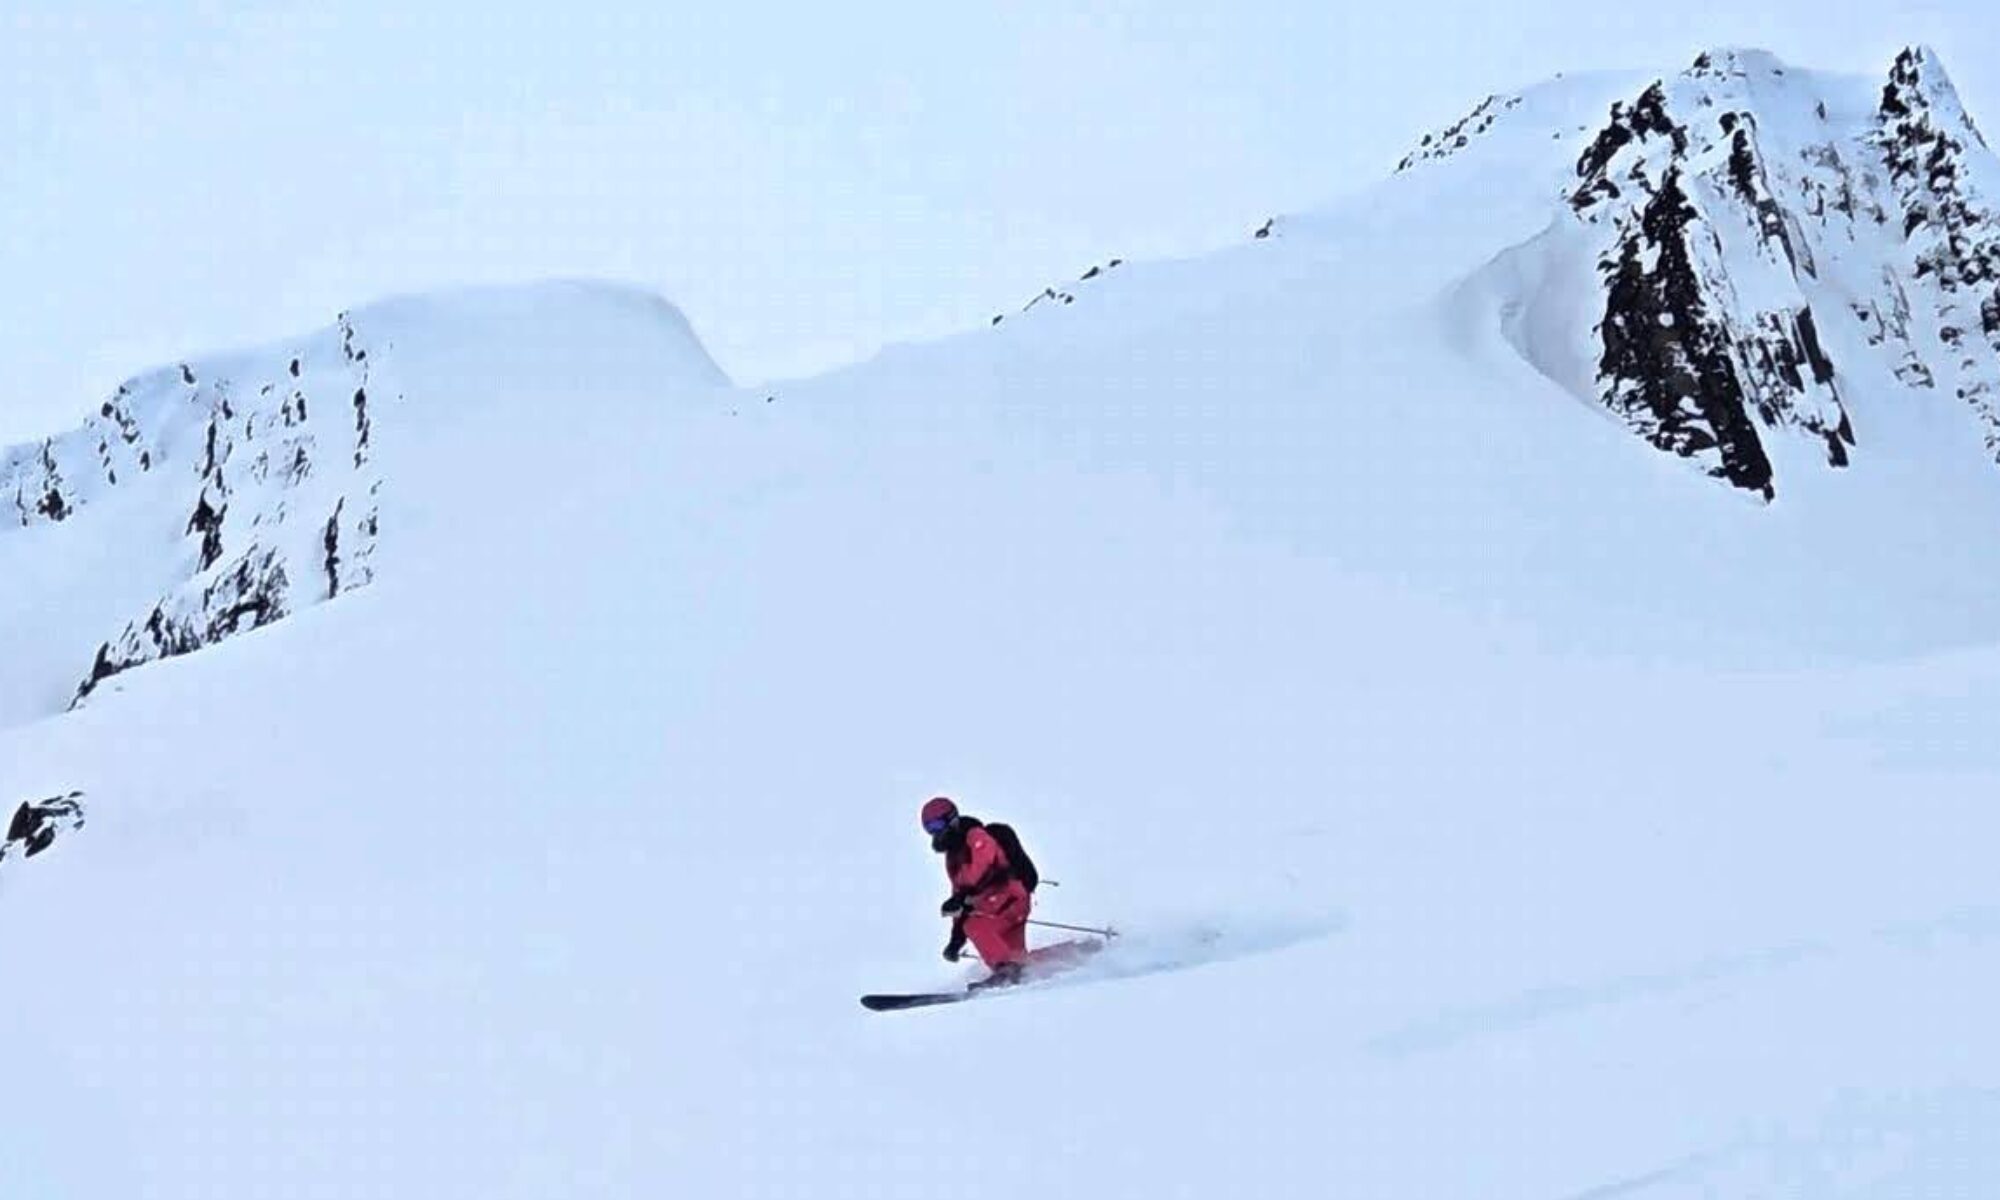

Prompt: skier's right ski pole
[1026,917,1118,939]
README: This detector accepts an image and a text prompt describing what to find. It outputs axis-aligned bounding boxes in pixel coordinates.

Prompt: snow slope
[6,46,2000,1200]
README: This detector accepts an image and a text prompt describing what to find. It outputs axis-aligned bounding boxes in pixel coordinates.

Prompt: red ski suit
[948,826,1031,967]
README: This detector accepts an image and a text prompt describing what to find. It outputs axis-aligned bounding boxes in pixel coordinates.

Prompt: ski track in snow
[1076,913,1348,982]
[1551,1149,1742,1200]
[909,913,1350,1003]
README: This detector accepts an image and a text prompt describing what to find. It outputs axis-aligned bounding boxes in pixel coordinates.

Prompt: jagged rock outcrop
[1398,94,1526,173]
[0,312,386,707]
[1562,53,1872,497]
[2,387,152,526]
[1874,47,2000,455]
[1399,46,2000,498]
[991,259,1126,326]
[0,283,724,723]
[1591,165,1780,496]
[0,792,84,868]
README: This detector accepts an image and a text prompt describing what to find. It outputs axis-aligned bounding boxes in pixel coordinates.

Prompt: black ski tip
[860,991,972,1012]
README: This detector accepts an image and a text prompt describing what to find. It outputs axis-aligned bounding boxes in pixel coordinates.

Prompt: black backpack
[984,821,1040,893]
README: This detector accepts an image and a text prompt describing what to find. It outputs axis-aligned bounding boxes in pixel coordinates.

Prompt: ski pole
[1026,917,1118,939]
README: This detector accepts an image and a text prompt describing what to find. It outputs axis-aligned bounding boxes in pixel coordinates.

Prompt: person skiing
[921,796,1031,988]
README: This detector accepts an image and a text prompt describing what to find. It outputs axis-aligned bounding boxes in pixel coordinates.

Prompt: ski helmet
[920,796,958,834]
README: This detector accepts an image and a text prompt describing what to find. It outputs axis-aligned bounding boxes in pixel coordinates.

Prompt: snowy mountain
[0,281,724,727]
[1400,46,2000,498]
[5,45,2000,1200]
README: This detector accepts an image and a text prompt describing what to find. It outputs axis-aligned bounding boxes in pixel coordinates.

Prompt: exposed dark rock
[340,315,363,365]
[6,306,383,711]
[1,792,84,865]
[324,498,344,598]
[200,417,220,476]
[1576,83,1685,186]
[1397,94,1523,172]
[34,441,70,521]
[1875,46,2000,455]
[353,387,372,467]
[1595,167,1775,497]
[187,492,226,571]
[73,548,292,705]
[1721,116,1810,276]
[1563,59,1922,496]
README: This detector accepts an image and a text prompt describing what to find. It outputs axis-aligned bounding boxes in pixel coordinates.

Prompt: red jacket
[947,825,1027,917]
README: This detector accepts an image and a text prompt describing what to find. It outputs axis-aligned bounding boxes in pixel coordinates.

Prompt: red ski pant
[962,881,1031,967]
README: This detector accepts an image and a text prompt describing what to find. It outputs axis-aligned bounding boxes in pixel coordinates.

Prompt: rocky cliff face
[1875,49,2000,454]
[8,53,1998,713]
[3,311,386,706]
[0,792,85,870]
[1403,46,2000,499]
[0,283,728,724]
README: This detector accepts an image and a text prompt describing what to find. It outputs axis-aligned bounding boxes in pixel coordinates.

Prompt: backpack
[984,821,1040,893]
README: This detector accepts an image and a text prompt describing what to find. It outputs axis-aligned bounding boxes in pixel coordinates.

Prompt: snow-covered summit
[0,280,725,727]
[350,280,729,395]
[8,50,2000,730]
[1387,46,2000,498]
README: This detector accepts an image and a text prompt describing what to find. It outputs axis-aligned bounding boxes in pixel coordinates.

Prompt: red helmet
[920,796,958,834]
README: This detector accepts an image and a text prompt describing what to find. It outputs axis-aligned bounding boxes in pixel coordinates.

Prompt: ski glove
[940,892,970,917]
[943,929,967,962]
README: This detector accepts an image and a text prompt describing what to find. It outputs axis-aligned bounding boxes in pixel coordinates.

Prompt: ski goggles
[923,814,954,835]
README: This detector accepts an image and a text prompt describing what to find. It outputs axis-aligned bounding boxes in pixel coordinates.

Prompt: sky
[2,0,1997,442]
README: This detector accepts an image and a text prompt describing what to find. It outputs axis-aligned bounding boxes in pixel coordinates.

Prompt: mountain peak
[1392,46,2000,499]
[343,279,731,392]
[0,278,729,725]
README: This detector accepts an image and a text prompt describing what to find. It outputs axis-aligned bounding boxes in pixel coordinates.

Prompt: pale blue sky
[2,0,1995,439]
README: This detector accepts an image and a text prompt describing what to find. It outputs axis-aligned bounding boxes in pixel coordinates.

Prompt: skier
[922,796,1032,988]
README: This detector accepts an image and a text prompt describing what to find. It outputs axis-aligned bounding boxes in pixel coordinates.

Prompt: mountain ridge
[8,47,2000,723]
[0,280,724,726]
[1393,45,2000,499]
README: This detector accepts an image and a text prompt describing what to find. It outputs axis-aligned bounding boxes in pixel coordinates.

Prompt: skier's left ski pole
[1027,917,1117,939]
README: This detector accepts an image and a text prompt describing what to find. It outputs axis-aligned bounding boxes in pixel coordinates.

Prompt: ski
[859,936,1108,1012]
[860,990,979,1011]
